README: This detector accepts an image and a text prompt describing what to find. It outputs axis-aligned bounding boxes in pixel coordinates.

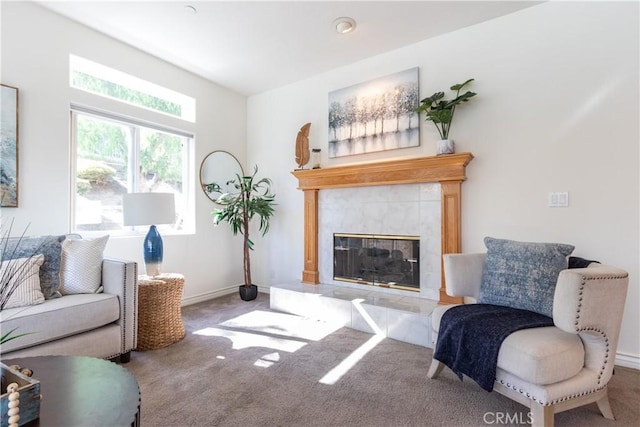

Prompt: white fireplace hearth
[272,182,441,348]
[270,154,473,348]
[270,281,437,348]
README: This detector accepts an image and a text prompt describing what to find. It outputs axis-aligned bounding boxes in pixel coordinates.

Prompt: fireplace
[334,233,420,291]
[291,153,473,304]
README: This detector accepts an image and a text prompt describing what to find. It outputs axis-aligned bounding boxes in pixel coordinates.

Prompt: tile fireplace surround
[320,183,440,299]
[271,154,473,348]
[291,152,473,305]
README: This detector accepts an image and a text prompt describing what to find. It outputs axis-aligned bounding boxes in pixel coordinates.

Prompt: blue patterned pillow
[3,235,66,299]
[478,237,575,317]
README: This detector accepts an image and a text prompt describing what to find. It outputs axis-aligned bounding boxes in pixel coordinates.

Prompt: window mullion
[71,109,192,235]
[69,111,79,232]
[129,126,139,192]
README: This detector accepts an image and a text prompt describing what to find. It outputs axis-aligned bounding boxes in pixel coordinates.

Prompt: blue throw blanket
[433,304,554,392]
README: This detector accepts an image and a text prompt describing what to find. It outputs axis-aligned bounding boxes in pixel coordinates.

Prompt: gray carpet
[124,293,640,427]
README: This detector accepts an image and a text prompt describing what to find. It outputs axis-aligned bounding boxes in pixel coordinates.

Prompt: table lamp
[123,192,175,276]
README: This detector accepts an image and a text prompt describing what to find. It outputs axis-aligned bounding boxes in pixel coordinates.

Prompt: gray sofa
[1,235,138,363]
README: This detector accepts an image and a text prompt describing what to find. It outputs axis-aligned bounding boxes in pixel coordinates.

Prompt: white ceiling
[36,1,541,96]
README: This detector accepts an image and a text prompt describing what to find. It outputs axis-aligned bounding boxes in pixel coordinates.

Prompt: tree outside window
[72,111,191,233]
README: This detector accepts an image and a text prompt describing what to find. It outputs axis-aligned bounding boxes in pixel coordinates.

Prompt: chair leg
[596,390,615,420]
[530,402,554,427]
[427,358,444,378]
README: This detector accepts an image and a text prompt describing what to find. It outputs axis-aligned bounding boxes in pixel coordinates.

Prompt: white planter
[437,139,455,155]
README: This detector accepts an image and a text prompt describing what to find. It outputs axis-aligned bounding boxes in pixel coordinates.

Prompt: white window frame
[70,54,196,122]
[70,105,195,237]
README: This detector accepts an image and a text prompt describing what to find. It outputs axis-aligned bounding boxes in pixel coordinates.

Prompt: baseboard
[615,351,640,370]
[181,284,270,307]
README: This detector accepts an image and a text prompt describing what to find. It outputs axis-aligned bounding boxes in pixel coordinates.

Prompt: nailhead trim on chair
[107,261,138,361]
[497,379,607,405]
[572,274,623,386]
[123,262,138,355]
[497,272,627,406]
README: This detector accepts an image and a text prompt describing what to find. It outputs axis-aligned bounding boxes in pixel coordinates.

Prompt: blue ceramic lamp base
[143,225,164,277]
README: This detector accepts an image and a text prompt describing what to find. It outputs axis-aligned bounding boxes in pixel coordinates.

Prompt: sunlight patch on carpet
[255,351,280,368]
[318,299,386,385]
[319,333,385,385]
[352,298,385,335]
[220,310,343,341]
[193,327,307,352]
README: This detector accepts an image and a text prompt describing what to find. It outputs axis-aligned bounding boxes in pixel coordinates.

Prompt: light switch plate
[548,192,569,207]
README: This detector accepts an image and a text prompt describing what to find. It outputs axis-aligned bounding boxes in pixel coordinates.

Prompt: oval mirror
[200,150,244,203]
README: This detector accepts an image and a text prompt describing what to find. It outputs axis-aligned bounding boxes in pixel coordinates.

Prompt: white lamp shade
[122,193,176,226]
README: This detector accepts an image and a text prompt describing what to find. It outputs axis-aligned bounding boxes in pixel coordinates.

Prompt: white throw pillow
[1,254,46,309]
[59,235,109,295]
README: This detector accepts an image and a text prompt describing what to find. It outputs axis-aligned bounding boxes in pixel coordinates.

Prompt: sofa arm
[102,258,138,356]
[442,253,486,299]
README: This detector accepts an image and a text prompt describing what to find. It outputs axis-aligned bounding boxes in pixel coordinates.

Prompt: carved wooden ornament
[295,122,311,169]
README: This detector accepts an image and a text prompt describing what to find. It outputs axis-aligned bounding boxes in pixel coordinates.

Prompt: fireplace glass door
[333,233,420,291]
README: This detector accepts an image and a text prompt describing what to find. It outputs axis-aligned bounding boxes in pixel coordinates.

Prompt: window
[70,55,195,122]
[71,107,193,235]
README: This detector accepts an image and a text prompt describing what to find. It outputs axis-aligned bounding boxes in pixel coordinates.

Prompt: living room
[1,1,638,425]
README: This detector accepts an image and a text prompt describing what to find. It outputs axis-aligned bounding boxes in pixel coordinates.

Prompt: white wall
[1,2,248,302]
[2,1,638,365]
[247,2,639,363]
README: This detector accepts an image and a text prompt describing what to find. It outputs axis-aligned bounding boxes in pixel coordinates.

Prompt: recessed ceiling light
[333,17,356,34]
[184,5,197,14]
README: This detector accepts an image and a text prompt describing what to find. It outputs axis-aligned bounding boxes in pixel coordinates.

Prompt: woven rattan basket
[136,274,186,350]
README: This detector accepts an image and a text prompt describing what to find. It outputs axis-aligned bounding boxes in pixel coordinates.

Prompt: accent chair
[429,246,629,427]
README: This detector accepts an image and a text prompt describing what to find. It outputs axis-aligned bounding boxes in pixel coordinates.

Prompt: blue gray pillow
[478,237,575,317]
[3,235,66,299]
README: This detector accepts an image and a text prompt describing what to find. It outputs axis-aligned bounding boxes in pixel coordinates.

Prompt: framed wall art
[1,84,18,207]
[328,67,419,158]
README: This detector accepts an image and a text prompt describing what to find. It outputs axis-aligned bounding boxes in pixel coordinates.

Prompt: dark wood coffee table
[3,356,140,426]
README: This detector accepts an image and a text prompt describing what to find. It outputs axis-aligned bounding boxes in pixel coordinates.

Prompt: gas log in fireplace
[333,233,420,291]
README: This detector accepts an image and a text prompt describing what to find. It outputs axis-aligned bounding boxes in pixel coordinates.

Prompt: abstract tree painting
[328,67,419,158]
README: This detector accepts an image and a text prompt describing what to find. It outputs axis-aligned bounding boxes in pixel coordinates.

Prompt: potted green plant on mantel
[413,78,477,155]
[208,166,276,301]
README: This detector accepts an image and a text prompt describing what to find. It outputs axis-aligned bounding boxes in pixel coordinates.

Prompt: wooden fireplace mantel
[291,152,473,304]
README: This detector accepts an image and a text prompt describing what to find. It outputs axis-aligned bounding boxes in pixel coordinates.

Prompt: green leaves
[1,327,33,345]
[210,165,276,286]
[426,109,452,125]
[450,78,475,91]
[413,78,477,140]
[447,90,477,108]
[210,165,276,240]
[419,91,445,106]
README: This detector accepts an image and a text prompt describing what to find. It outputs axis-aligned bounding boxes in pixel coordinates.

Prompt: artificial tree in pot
[413,78,477,155]
[209,166,275,301]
